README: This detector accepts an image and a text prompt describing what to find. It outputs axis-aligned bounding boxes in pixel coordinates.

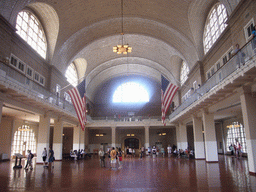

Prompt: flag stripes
[161,75,178,125]
[67,79,86,131]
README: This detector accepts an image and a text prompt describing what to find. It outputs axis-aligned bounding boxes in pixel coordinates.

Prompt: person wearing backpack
[24,150,33,170]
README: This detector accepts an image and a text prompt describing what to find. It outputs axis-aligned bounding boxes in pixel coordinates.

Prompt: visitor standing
[141,146,145,157]
[118,148,123,169]
[110,147,117,169]
[167,145,172,157]
[24,150,33,170]
[48,146,55,168]
[132,148,136,158]
[99,148,105,167]
[42,147,47,167]
[152,146,156,158]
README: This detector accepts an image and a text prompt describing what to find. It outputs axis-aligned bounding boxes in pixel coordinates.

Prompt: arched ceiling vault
[53,17,199,74]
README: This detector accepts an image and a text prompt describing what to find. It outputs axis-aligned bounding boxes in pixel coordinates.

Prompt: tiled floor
[0,155,256,192]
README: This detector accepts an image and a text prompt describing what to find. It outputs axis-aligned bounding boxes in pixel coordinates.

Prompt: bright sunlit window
[65,63,78,87]
[16,11,47,59]
[113,82,149,103]
[226,122,247,153]
[204,3,228,53]
[11,128,36,156]
[180,61,189,86]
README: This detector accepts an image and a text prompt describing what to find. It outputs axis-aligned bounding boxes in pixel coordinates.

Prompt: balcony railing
[0,61,76,114]
[91,116,162,122]
[170,37,256,120]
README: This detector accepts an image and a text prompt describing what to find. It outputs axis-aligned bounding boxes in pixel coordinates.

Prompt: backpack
[30,153,34,159]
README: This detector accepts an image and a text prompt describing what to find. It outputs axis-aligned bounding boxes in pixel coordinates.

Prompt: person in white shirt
[132,148,135,157]
[42,147,47,167]
[167,145,172,157]
[98,148,105,167]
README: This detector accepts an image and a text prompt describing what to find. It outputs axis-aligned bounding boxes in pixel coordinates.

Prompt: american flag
[67,79,86,131]
[161,75,179,125]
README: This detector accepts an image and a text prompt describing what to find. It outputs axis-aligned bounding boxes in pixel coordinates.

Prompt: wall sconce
[127,134,135,136]
[158,132,166,136]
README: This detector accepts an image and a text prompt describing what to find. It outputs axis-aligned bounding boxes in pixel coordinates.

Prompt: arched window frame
[203,3,228,54]
[226,122,247,153]
[15,10,47,59]
[65,63,78,87]
[11,127,36,156]
[180,61,189,86]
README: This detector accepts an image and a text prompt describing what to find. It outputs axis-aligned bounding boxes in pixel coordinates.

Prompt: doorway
[124,138,139,149]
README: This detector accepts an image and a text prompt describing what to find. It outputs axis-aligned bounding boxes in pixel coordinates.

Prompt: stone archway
[124,138,140,149]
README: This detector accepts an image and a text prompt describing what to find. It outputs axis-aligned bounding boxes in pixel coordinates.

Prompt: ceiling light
[113,0,132,54]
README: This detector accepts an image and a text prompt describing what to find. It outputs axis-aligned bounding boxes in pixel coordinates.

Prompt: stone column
[36,114,50,163]
[53,118,63,161]
[84,127,89,152]
[111,127,116,148]
[176,123,187,150]
[144,126,150,149]
[79,129,85,150]
[0,116,13,159]
[192,116,205,159]
[73,126,80,150]
[240,88,256,174]
[202,111,218,162]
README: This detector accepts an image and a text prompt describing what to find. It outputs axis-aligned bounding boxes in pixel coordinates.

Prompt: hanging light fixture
[18,114,31,131]
[113,0,132,54]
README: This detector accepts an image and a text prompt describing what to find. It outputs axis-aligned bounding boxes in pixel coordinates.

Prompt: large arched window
[226,122,247,153]
[113,82,149,103]
[11,126,36,157]
[65,63,78,87]
[204,3,228,54]
[16,11,47,59]
[180,61,189,86]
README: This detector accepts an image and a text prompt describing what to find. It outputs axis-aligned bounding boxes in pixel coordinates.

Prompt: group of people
[98,147,123,169]
[41,147,55,168]
[125,146,136,158]
[229,142,243,158]
[24,146,55,170]
[70,149,90,160]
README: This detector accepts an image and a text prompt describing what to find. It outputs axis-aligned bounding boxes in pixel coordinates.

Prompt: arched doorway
[124,138,139,149]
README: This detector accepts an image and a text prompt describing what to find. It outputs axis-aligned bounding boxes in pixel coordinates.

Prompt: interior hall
[0,0,256,191]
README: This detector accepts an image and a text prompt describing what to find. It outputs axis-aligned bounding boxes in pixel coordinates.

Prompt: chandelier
[18,115,31,131]
[113,0,132,54]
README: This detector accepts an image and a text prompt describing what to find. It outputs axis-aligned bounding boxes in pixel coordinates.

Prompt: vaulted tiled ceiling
[0,0,238,100]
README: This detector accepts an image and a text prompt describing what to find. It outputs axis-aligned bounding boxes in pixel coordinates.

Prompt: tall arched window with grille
[11,126,36,157]
[65,63,78,87]
[226,122,247,153]
[16,10,47,59]
[203,3,228,54]
[180,61,189,86]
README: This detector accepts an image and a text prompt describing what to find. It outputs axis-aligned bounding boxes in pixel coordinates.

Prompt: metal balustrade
[91,116,162,122]
[170,38,256,120]
[0,61,76,114]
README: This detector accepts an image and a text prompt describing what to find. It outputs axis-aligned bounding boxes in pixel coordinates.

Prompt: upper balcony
[0,60,78,124]
[169,38,256,123]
